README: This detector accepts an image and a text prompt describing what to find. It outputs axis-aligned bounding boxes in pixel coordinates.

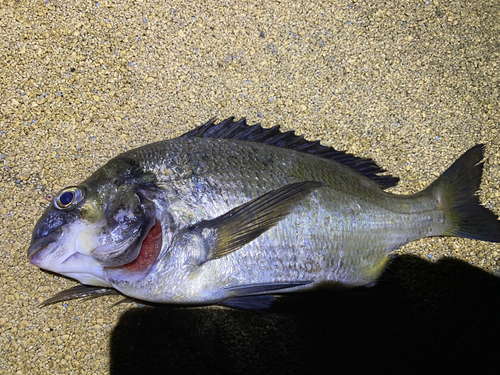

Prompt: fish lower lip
[27,232,60,260]
[27,243,47,261]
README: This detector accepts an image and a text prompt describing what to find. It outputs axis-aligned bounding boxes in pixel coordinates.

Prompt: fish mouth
[27,231,61,262]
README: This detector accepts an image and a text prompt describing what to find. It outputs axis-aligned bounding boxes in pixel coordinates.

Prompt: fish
[27,117,500,310]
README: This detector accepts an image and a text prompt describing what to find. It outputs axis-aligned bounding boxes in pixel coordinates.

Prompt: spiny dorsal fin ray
[181,117,399,189]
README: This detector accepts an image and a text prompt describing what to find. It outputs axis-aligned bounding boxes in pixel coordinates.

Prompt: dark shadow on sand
[109,254,500,375]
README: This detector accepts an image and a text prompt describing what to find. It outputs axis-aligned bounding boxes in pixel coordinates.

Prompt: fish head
[27,159,160,287]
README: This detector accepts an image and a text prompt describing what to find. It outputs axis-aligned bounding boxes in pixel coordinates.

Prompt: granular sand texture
[1,0,499,374]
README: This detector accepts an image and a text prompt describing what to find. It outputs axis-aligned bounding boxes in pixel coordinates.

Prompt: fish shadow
[109,254,500,375]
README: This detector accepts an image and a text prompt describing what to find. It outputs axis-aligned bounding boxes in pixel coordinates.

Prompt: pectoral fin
[193,181,323,261]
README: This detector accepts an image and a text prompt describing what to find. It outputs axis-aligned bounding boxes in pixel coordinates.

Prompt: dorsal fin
[181,117,399,189]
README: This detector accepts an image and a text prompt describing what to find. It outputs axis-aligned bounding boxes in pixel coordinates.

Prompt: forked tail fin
[428,144,500,242]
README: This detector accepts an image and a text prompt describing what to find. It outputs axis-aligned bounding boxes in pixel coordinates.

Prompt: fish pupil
[59,191,74,206]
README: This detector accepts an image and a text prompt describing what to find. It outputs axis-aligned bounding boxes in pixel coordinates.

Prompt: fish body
[28,118,500,309]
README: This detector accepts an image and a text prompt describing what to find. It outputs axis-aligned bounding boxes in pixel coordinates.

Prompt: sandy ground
[1,0,499,374]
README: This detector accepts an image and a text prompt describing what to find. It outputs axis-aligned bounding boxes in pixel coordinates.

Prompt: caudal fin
[429,144,500,242]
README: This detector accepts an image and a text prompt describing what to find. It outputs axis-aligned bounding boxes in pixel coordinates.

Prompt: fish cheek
[79,201,103,223]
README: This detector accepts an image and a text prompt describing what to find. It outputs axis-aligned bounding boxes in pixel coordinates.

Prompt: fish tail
[429,144,500,242]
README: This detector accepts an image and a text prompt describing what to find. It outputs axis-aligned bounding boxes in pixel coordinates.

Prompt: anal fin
[220,295,276,311]
[220,281,312,311]
[225,281,312,295]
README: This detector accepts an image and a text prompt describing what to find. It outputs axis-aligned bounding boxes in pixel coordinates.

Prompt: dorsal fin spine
[181,117,399,189]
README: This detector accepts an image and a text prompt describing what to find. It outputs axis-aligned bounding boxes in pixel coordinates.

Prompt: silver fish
[28,118,500,309]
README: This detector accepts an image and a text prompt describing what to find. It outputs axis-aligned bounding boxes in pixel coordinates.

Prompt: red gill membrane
[122,220,162,271]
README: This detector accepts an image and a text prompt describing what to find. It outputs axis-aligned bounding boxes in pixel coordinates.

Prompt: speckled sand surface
[1,1,500,374]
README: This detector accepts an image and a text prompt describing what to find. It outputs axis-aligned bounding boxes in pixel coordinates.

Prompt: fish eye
[54,187,84,210]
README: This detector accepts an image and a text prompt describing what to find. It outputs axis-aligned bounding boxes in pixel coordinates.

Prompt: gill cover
[91,174,159,267]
